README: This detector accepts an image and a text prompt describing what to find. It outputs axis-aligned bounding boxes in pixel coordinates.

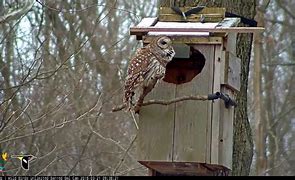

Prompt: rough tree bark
[159,0,256,176]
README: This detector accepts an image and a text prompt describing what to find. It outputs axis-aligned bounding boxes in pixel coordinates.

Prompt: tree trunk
[254,12,266,177]
[159,0,256,176]
[254,1,268,175]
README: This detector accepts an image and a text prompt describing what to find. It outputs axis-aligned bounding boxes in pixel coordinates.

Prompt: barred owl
[124,36,175,112]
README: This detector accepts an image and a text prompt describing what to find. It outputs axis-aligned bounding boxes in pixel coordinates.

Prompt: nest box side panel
[173,45,215,163]
[218,86,234,169]
[224,32,237,56]
[221,51,241,92]
[210,45,223,165]
[138,81,176,161]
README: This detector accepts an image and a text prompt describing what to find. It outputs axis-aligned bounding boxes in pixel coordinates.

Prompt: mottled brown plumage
[124,36,175,111]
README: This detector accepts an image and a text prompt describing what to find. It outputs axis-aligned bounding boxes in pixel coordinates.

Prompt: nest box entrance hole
[163,45,206,84]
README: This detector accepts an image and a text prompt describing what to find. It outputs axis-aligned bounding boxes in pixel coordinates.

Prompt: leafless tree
[0,0,156,176]
[1,0,294,176]
[249,0,295,176]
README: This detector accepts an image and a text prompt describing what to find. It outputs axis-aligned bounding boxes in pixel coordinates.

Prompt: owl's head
[152,36,175,63]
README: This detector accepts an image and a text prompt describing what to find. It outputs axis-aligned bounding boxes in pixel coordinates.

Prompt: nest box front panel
[173,44,215,162]
[138,81,175,161]
[129,13,247,173]
[137,44,216,163]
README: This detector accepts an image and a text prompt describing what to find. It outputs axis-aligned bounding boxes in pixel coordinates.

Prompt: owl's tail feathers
[123,101,133,112]
[123,90,135,112]
[123,94,133,112]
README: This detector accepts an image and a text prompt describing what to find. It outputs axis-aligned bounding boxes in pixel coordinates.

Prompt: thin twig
[1,99,32,132]
[130,111,139,130]
[113,132,138,176]
[0,96,100,143]
[67,94,103,175]
[87,118,136,162]
[112,95,209,112]
[34,157,58,176]
[35,0,140,19]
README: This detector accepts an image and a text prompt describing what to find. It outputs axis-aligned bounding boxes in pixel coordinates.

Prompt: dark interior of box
[163,47,206,84]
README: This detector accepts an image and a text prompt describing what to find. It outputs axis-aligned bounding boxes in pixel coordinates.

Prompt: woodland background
[0,0,294,176]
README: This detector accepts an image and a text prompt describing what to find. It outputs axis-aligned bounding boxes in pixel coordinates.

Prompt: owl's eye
[161,41,167,45]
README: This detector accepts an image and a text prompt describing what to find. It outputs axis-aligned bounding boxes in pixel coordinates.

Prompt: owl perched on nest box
[124,36,175,112]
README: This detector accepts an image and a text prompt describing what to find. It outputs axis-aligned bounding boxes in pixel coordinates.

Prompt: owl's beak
[166,51,175,58]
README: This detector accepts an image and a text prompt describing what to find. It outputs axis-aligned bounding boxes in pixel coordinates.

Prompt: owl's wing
[124,47,155,100]
[127,47,153,76]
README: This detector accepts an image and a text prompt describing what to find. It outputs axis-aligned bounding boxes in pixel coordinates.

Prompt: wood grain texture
[218,86,235,169]
[159,15,224,22]
[225,32,238,55]
[173,45,214,163]
[224,52,241,91]
[138,0,255,175]
[207,0,256,176]
[210,45,222,164]
[138,81,176,161]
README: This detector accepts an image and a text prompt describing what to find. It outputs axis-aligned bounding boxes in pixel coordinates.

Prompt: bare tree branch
[0,0,34,23]
[276,0,295,20]
[112,95,209,112]
[113,132,138,175]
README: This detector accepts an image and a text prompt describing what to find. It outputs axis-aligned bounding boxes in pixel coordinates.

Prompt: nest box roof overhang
[130,17,264,40]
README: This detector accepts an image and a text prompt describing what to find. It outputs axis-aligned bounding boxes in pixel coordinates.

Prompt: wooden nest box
[129,7,258,176]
